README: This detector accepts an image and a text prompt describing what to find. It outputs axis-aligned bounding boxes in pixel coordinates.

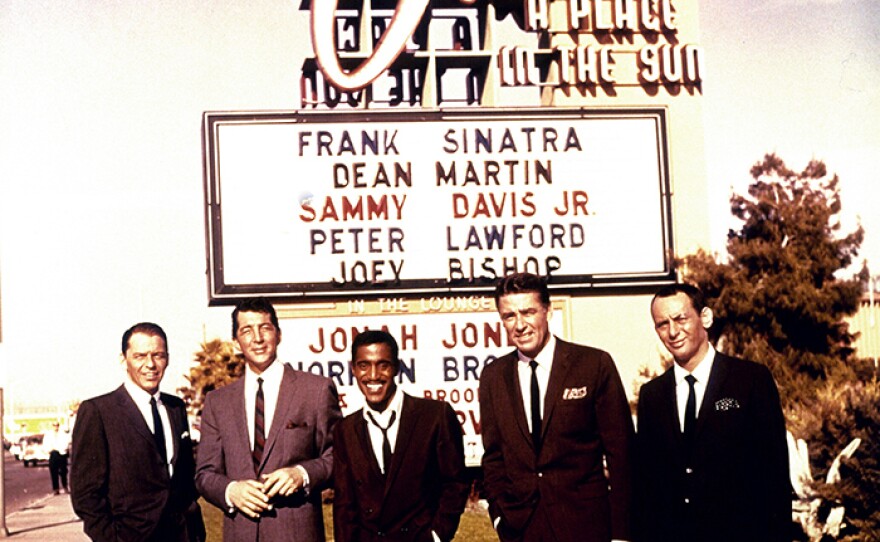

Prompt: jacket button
[537,472,543,478]
[685,467,693,474]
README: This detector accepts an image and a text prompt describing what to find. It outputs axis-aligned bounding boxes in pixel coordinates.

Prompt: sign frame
[202,107,676,305]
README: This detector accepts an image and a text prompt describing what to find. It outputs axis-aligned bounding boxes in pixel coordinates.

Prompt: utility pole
[0,388,8,537]
[0,268,8,537]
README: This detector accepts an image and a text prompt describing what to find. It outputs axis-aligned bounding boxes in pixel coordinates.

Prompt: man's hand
[228,480,271,518]
[261,467,305,499]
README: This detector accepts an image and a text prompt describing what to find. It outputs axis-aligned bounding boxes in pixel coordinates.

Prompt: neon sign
[304,0,702,106]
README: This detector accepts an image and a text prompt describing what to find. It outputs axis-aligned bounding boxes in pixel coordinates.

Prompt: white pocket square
[715,398,740,411]
[181,431,190,439]
[563,387,588,400]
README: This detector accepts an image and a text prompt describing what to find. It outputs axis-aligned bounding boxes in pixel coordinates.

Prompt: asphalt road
[2,451,55,513]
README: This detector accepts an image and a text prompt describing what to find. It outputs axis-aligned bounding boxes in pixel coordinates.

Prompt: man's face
[352,342,398,412]
[123,332,168,394]
[497,292,551,359]
[651,292,712,368]
[235,311,281,374]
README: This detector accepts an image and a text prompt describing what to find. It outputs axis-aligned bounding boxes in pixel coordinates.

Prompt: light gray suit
[195,364,341,542]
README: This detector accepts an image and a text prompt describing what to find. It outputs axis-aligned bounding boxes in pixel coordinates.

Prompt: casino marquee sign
[202,108,675,303]
[300,0,702,108]
[202,1,692,302]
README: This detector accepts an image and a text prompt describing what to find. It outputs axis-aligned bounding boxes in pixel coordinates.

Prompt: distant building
[847,290,880,368]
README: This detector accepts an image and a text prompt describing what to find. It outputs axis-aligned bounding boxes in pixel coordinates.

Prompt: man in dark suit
[333,329,470,542]
[71,322,204,542]
[195,297,342,542]
[479,273,635,542]
[636,283,790,542]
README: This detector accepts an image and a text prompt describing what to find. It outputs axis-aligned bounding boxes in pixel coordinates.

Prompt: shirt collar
[245,358,284,387]
[673,344,716,385]
[517,334,557,367]
[123,379,161,405]
[363,388,404,426]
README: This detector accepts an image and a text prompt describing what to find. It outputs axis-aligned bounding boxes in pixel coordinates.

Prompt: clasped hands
[228,467,304,518]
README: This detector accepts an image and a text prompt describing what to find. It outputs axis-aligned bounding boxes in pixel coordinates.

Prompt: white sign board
[276,303,565,467]
[203,108,673,302]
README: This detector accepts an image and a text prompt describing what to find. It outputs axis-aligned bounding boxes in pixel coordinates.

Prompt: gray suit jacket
[195,363,341,542]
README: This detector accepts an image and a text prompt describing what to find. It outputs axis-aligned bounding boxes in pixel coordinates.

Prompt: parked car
[9,437,24,460]
[20,434,49,467]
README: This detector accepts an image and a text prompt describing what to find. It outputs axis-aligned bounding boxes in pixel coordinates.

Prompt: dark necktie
[684,374,697,440]
[529,360,541,449]
[367,410,397,474]
[150,397,167,465]
[253,377,265,469]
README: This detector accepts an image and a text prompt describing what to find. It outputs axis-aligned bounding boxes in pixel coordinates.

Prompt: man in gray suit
[196,297,342,542]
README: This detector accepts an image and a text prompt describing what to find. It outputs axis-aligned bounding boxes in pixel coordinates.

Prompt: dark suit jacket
[333,394,470,542]
[635,353,790,542]
[479,339,635,542]
[71,386,204,542]
[195,364,341,542]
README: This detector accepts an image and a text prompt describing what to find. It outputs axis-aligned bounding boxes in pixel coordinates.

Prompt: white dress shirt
[224,360,309,510]
[43,428,72,454]
[244,360,284,448]
[673,345,717,432]
[123,380,173,475]
[362,388,404,475]
[516,335,557,432]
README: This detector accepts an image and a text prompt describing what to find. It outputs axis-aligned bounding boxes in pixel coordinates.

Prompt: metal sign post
[0,387,8,537]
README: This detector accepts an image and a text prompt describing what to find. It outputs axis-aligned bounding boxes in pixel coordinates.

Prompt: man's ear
[700,307,714,330]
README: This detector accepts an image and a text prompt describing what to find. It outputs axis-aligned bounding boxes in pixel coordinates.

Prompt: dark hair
[494,272,551,308]
[121,322,168,354]
[232,297,280,337]
[351,329,400,367]
[652,283,707,312]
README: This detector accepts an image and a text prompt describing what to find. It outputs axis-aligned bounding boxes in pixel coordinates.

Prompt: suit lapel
[226,379,253,473]
[656,369,685,448]
[542,340,573,443]
[258,365,295,472]
[161,393,183,466]
[355,410,384,480]
[384,394,414,493]
[113,386,158,452]
[696,354,730,438]
[500,353,532,447]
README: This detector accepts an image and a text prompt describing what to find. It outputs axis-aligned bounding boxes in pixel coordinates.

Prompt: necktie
[367,410,397,474]
[529,360,541,449]
[684,374,697,440]
[253,377,265,469]
[150,397,168,465]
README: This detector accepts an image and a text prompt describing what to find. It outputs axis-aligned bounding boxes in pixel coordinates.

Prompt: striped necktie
[253,377,265,469]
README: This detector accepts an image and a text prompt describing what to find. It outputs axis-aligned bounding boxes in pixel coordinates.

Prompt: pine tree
[680,154,879,539]
[682,153,864,408]
[177,339,244,417]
